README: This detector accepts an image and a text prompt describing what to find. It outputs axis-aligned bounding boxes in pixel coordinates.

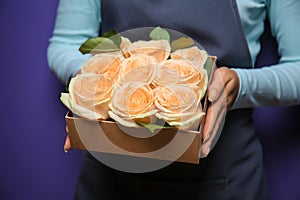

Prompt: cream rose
[117,54,157,86]
[154,59,208,98]
[108,82,157,127]
[154,84,205,130]
[170,46,208,68]
[122,40,171,62]
[60,73,114,120]
[81,52,124,82]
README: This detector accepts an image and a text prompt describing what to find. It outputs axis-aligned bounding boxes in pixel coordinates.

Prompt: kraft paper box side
[66,112,201,164]
[64,56,216,164]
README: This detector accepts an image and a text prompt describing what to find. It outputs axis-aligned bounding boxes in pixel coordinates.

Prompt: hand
[201,67,240,157]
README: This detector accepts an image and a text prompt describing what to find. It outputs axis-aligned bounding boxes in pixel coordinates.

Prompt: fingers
[64,135,71,153]
[202,92,226,140]
[201,96,226,157]
[202,102,213,140]
[225,78,238,109]
[207,68,228,102]
[208,67,239,109]
[200,67,240,157]
[225,69,240,109]
[64,126,71,153]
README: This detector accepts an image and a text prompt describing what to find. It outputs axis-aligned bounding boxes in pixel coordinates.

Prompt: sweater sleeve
[232,0,300,109]
[47,0,101,85]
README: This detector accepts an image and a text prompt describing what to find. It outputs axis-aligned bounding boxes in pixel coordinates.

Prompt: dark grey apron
[75,0,268,199]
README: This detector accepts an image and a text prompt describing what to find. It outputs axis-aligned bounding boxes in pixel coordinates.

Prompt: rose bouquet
[61,27,213,131]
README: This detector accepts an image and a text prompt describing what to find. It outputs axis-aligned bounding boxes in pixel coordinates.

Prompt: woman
[47,0,300,199]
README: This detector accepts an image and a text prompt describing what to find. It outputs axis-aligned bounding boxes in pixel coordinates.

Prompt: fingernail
[208,89,217,102]
[203,133,210,142]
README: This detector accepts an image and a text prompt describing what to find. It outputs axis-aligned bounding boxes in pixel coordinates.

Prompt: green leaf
[171,37,195,52]
[79,37,119,54]
[102,29,122,48]
[102,29,118,38]
[136,121,173,133]
[65,85,69,93]
[204,57,214,79]
[149,26,171,43]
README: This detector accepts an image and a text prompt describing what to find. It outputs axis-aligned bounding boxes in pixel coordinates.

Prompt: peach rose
[81,52,124,82]
[170,46,208,68]
[154,59,208,99]
[122,40,171,62]
[154,84,205,130]
[117,54,157,86]
[60,73,114,120]
[108,82,157,127]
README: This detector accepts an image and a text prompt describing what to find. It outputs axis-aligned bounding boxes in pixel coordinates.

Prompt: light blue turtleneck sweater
[47,0,300,109]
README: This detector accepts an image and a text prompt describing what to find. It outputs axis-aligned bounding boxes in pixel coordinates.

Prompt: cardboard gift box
[66,112,202,164]
[65,56,216,164]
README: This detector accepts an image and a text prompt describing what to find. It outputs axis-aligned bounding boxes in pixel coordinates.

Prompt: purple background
[0,0,299,199]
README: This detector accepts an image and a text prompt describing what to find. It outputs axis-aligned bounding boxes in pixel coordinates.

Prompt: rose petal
[81,53,124,81]
[171,46,208,68]
[120,37,132,49]
[168,112,205,131]
[168,112,205,127]
[60,93,108,120]
[67,74,114,119]
[123,40,171,62]
[154,59,206,87]
[108,111,140,127]
[155,85,198,114]
[109,103,157,119]
[109,81,156,125]
[117,54,157,85]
